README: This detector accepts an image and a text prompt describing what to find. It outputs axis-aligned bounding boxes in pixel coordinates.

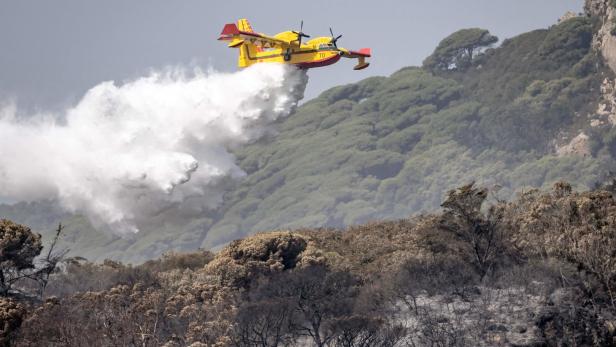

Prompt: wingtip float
[218,19,371,70]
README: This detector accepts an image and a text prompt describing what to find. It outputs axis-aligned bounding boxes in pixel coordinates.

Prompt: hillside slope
[11,181,616,346]
[201,15,614,249]
[3,9,616,263]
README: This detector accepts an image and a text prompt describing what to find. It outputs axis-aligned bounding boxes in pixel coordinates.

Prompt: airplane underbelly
[294,51,341,69]
[246,49,340,69]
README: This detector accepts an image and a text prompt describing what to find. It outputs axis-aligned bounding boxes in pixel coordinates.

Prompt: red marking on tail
[358,48,371,57]
[348,48,372,57]
[218,23,240,40]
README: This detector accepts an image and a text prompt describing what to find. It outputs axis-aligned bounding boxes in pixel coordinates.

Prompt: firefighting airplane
[218,19,371,70]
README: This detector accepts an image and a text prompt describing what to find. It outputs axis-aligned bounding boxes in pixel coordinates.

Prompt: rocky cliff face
[564,1,616,156]
[586,0,616,72]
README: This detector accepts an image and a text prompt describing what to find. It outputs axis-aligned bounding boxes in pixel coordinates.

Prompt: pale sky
[0,0,584,111]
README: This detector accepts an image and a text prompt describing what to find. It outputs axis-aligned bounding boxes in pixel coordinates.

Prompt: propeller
[292,20,310,46]
[329,27,343,48]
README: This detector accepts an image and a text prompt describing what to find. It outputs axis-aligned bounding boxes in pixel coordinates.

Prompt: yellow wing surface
[218,19,295,49]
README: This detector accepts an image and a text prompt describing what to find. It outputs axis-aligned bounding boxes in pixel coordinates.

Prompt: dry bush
[330,316,406,347]
[204,232,307,288]
[12,182,616,346]
[0,219,43,297]
[230,264,373,347]
[270,265,360,347]
[438,183,514,279]
[0,298,25,347]
[415,312,468,347]
[229,297,296,347]
[17,278,237,346]
[44,258,158,297]
[16,285,169,346]
[391,256,479,314]
[297,217,433,279]
[490,257,583,296]
[140,250,214,273]
[507,182,616,309]
[536,286,613,346]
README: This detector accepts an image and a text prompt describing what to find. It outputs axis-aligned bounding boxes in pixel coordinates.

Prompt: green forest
[2,13,610,263]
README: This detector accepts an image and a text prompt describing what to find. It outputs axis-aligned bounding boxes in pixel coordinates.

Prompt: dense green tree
[423,28,498,72]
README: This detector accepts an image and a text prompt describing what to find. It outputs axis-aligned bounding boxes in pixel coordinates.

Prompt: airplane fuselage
[239,35,341,69]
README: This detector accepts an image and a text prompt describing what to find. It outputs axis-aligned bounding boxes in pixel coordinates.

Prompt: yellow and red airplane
[218,19,371,70]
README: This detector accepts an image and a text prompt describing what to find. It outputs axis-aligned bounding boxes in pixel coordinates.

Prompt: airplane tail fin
[218,18,256,38]
[237,18,255,33]
[236,18,263,52]
[218,19,261,68]
[236,18,261,67]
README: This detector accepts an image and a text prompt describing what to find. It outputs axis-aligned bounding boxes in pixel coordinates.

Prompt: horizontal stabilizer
[228,39,244,48]
[354,62,370,70]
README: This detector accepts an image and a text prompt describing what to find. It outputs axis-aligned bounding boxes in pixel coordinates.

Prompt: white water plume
[0,64,308,233]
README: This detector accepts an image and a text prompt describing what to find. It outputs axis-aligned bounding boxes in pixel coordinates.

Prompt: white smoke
[0,64,308,233]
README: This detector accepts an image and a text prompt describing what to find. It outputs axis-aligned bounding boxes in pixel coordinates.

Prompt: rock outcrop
[584,1,616,129]
[595,77,616,126]
[556,132,591,157]
[558,11,579,23]
[586,0,616,72]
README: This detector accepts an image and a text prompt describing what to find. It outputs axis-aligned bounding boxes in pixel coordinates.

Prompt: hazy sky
[0,0,583,110]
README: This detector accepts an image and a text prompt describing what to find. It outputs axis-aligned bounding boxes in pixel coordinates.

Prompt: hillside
[6,181,616,346]
[204,15,611,249]
[3,5,616,263]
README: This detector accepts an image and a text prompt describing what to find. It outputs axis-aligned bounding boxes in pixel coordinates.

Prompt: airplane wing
[218,23,292,49]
